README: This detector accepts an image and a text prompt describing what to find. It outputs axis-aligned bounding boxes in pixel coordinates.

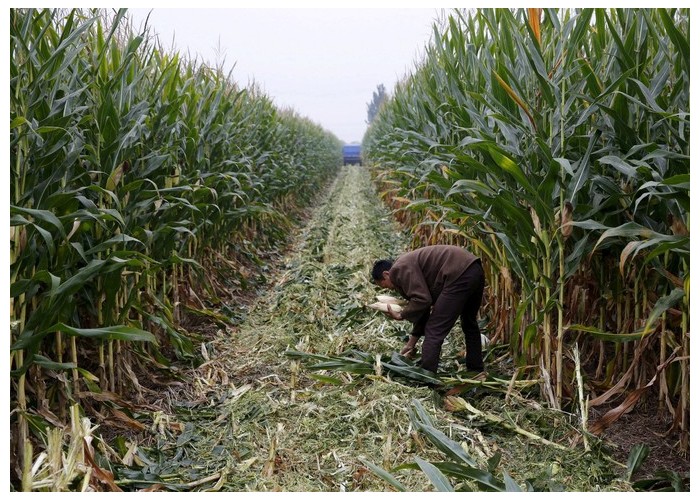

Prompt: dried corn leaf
[109,408,147,431]
[590,348,679,435]
[83,441,122,492]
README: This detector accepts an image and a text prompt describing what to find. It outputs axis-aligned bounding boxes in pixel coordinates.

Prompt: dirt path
[136,166,669,492]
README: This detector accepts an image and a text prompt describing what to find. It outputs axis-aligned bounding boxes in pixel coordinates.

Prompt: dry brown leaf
[589,336,652,407]
[109,408,147,431]
[140,484,165,492]
[36,407,66,429]
[590,348,679,435]
[83,441,122,492]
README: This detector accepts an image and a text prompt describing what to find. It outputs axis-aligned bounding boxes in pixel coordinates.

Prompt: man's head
[371,259,395,289]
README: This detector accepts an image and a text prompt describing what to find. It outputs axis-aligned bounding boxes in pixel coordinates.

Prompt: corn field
[10,8,342,487]
[364,7,689,448]
[8,6,690,492]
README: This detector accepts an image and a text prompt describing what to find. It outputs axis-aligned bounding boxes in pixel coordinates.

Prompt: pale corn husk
[369,295,407,312]
[368,302,404,313]
[375,294,407,305]
[560,201,574,239]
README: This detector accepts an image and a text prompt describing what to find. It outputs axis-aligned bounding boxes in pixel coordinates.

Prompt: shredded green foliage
[111,166,634,491]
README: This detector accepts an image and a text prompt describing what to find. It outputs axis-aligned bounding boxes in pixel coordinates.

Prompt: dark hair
[371,259,393,281]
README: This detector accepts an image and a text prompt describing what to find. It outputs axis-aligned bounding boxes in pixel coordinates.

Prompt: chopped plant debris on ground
[113,166,684,491]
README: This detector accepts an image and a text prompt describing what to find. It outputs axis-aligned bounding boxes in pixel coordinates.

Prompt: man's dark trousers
[419,261,485,373]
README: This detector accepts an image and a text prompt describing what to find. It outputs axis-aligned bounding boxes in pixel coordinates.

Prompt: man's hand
[384,303,402,320]
[400,335,419,358]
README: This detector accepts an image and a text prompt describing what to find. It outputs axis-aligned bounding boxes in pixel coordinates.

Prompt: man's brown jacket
[389,245,479,323]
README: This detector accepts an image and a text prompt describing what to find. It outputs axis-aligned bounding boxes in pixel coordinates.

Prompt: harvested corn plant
[363,8,689,453]
[10,8,342,490]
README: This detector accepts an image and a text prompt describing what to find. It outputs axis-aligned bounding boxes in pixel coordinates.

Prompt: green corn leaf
[503,471,522,492]
[446,179,495,198]
[621,237,689,273]
[10,270,61,298]
[523,323,539,348]
[485,145,535,195]
[11,206,65,237]
[389,352,414,367]
[592,222,678,254]
[598,155,637,179]
[49,259,113,299]
[308,360,375,374]
[644,288,685,333]
[657,9,689,71]
[30,223,57,257]
[359,458,407,492]
[50,323,156,343]
[84,234,145,255]
[134,306,193,357]
[626,443,650,480]
[415,457,455,492]
[428,461,507,491]
[381,362,443,385]
[567,219,609,232]
[410,400,477,467]
[661,174,690,188]
[629,78,666,114]
[36,13,97,81]
[566,324,651,343]
[33,354,77,371]
[10,116,28,129]
[284,350,337,362]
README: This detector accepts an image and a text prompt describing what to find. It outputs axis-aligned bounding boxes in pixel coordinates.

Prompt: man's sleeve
[410,311,430,338]
[392,265,432,322]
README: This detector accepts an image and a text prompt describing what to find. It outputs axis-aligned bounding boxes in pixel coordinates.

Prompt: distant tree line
[366,83,388,124]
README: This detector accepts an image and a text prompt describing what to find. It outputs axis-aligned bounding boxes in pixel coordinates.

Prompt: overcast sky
[127,7,444,144]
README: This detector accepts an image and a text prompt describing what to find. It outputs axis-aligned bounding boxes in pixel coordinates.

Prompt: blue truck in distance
[342,144,362,165]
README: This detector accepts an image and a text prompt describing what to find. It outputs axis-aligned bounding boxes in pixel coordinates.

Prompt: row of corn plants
[363,8,689,449]
[10,8,342,488]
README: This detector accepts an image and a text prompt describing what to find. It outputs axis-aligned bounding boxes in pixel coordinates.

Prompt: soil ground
[591,401,689,484]
[137,166,689,492]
